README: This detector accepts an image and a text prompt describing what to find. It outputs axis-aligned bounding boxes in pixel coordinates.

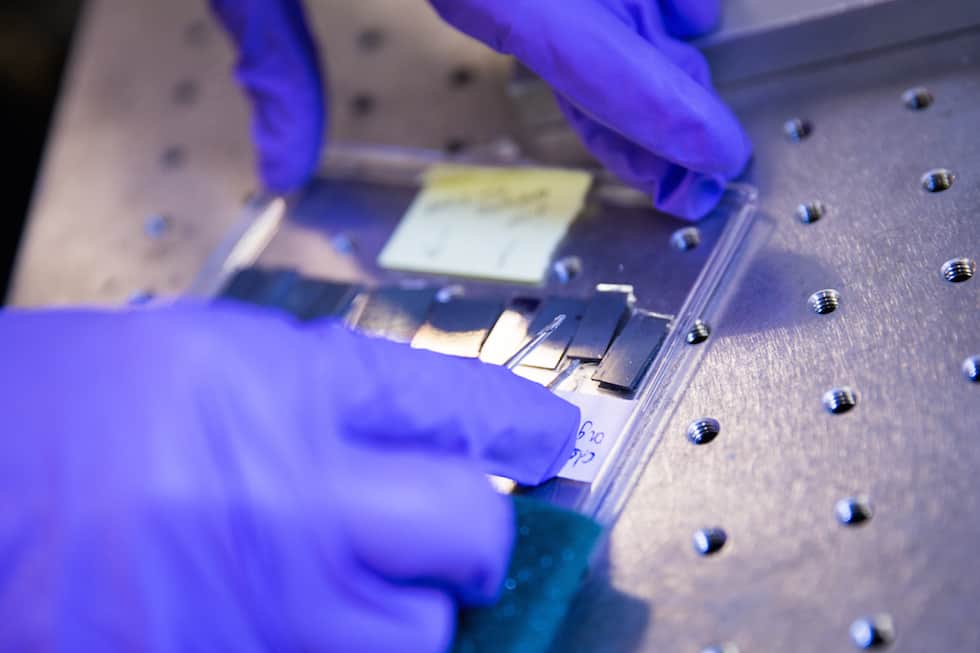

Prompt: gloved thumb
[308,322,580,485]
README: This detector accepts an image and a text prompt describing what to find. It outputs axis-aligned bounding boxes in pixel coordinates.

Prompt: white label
[554,391,635,483]
[377,165,592,284]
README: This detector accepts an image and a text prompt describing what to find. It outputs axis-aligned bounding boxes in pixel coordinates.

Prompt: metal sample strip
[219,267,270,302]
[479,297,542,366]
[566,289,634,362]
[592,312,670,392]
[411,297,504,358]
[283,278,358,321]
[520,297,587,370]
[219,266,299,308]
[253,268,299,308]
[352,287,438,343]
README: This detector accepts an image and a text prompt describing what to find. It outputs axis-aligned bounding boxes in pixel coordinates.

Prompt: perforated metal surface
[555,29,980,653]
[12,0,980,650]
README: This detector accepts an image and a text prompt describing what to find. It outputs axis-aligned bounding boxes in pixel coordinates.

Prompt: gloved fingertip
[656,174,726,221]
[481,372,583,486]
[258,141,322,193]
[701,102,753,181]
[249,77,326,193]
[212,0,326,193]
[534,398,581,484]
[657,0,722,39]
[731,123,755,177]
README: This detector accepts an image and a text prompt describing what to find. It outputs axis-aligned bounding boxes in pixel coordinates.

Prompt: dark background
[0,0,83,303]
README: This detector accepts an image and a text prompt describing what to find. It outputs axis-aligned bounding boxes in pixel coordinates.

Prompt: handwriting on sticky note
[554,391,635,483]
[378,165,592,284]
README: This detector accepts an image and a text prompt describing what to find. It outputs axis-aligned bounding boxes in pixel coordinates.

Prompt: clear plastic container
[191,144,758,527]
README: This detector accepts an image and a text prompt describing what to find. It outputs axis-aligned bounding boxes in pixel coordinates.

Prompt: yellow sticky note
[378,165,592,284]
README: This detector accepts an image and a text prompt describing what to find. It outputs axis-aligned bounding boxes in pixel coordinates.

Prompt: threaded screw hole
[922,168,954,192]
[350,93,376,117]
[552,256,582,283]
[172,79,199,106]
[687,418,720,445]
[835,495,873,526]
[357,28,385,52]
[796,201,826,224]
[127,290,156,306]
[823,387,858,414]
[902,87,933,110]
[850,614,895,649]
[693,527,727,556]
[809,289,841,315]
[784,118,813,141]
[963,356,980,382]
[445,139,467,155]
[436,285,465,303]
[332,233,356,254]
[449,66,476,89]
[144,214,172,239]
[687,319,711,345]
[160,145,186,169]
[671,227,701,252]
[941,257,975,283]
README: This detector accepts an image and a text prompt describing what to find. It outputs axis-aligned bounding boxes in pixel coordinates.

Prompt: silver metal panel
[702,0,980,83]
[555,28,980,653]
[249,178,736,317]
[12,0,980,650]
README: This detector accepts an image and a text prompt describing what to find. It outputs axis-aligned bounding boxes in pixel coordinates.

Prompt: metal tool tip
[545,313,566,332]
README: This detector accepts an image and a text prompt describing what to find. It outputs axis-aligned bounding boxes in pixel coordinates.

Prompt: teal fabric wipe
[452,496,603,653]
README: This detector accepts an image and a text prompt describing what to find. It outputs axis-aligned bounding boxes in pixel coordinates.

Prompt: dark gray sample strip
[283,278,358,321]
[592,312,670,392]
[220,267,298,308]
[520,297,587,370]
[479,297,541,366]
[220,267,270,302]
[566,291,633,362]
[411,298,504,358]
[253,268,299,307]
[353,287,437,343]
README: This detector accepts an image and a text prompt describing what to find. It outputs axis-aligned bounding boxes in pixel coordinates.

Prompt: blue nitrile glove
[430,0,752,219]
[210,0,325,193]
[211,0,750,220]
[0,303,578,651]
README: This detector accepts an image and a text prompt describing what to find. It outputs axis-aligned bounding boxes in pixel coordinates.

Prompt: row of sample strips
[219,267,671,393]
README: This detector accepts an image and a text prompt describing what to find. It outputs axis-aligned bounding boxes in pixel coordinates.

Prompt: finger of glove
[430,0,750,178]
[335,447,514,606]
[210,0,325,192]
[597,0,714,87]
[656,0,721,39]
[557,96,726,219]
[138,496,456,653]
[309,323,579,485]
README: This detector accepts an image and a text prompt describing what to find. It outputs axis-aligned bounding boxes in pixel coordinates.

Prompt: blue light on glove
[212,0,751,219]
[0,303,578,651]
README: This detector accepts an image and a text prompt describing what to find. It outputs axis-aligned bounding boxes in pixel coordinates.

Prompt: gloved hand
[211,0,750,220]
[0,303,578,651]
